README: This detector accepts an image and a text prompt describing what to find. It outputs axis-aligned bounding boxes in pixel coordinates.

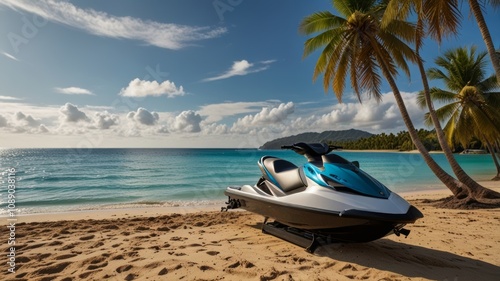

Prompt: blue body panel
[303,162,390,199]
[258,158,281,188]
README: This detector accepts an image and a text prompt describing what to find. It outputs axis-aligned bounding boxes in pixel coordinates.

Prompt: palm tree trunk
[496,140,500,158]
[414,21,488,198]
[373,49,466,197]
[468,0,500,83]
[485,140,500,181]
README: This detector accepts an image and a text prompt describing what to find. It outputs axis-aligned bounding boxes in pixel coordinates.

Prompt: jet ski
[222,142,423,250]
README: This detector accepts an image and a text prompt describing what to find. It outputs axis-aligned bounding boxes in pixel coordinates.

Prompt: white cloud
[0,115,8,127]
[198,101,271,123]
[201,123,228,135]
[38,124,49,133]
[93,111,119,129]
[230,102,295,133]
[203,59,275,82]
[0,0,226,50]
[171,110,202,133]
[127,107,159,126]
[0,95,22,101]
[1,52,18,61]
[238,102,294,125]
[306,92,424,132]
[59,103,90,123]
[0,111,52,134]
[14,111,40,127]
[55,87,94,95]
[119,78,185,98]
[0,92,428,147]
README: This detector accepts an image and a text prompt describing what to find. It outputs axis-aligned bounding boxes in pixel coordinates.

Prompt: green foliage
[330,129,442,151]
[299,0,418,102]
[417,46,500,149]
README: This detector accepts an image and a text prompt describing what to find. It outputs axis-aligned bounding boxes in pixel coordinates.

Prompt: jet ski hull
[224,187,423,242]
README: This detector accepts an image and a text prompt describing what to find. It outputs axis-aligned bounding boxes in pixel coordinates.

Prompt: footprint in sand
[91,241,105,248]
[86,261,108,270]
[54,254,78,260]
[199,265,214,271]
[102,224,119,230]
[48,241,64,246]
[124,273,137,280]
[116,264,133,273]
[158,267,168,275]
[79,234,95,241]
[60,228,71,234]
[23,242,46,250]
[111,254,125,260]
[33,261,72,275]
[59,243,80,251]
[227,260,255,269]
[34,253,52,261]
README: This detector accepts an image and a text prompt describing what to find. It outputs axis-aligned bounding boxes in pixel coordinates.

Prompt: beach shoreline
[8,181,499,223]
[3,182,499,280]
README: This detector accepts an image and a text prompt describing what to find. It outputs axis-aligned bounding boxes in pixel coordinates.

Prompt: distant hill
[259,129,373,149]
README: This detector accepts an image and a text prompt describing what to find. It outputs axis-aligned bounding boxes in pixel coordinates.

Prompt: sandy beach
[3,183,500,281]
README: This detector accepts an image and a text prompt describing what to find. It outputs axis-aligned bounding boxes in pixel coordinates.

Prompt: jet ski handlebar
[281,142,342,156]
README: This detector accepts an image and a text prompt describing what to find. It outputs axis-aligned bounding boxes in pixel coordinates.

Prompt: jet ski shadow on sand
[222,142,423,253]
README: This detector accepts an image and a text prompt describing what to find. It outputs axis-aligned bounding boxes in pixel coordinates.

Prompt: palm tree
[417,46,500,180]
[468,0,500,83]
[382,0,500,203]
[299,0,467,198]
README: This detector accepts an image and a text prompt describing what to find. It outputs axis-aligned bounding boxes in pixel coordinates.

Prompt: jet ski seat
[260,156,306,193]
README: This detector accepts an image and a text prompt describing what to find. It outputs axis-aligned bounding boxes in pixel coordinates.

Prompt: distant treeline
[330,129,484,151]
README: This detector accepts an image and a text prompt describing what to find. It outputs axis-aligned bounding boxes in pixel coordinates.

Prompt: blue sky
[0,0,498,148]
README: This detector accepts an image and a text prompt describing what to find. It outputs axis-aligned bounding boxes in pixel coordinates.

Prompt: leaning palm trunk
[485,140,500,181]
[414,22,490,198]
[373,49,466,197]
[468,0,500,83]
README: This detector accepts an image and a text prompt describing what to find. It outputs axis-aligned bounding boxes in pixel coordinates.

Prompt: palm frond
[434,102,461,123]
[427,67,448,81]
[454,107,476,146]
[423,0,461,43]
[478,74,499,92]
[333,0,378,15]
[416,90,427,108]
[377,29,418,78]
[299,11,340,35]
[381,0,414,27]
[442,110,459,147]
[429,87,458,103]
[331,0,353,17]
[358,46,382,102]
[303,28,343,58]
[382,18,417,44]
[423,111,433,127]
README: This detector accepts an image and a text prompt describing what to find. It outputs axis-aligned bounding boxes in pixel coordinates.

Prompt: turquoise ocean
[0,148,494,215]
